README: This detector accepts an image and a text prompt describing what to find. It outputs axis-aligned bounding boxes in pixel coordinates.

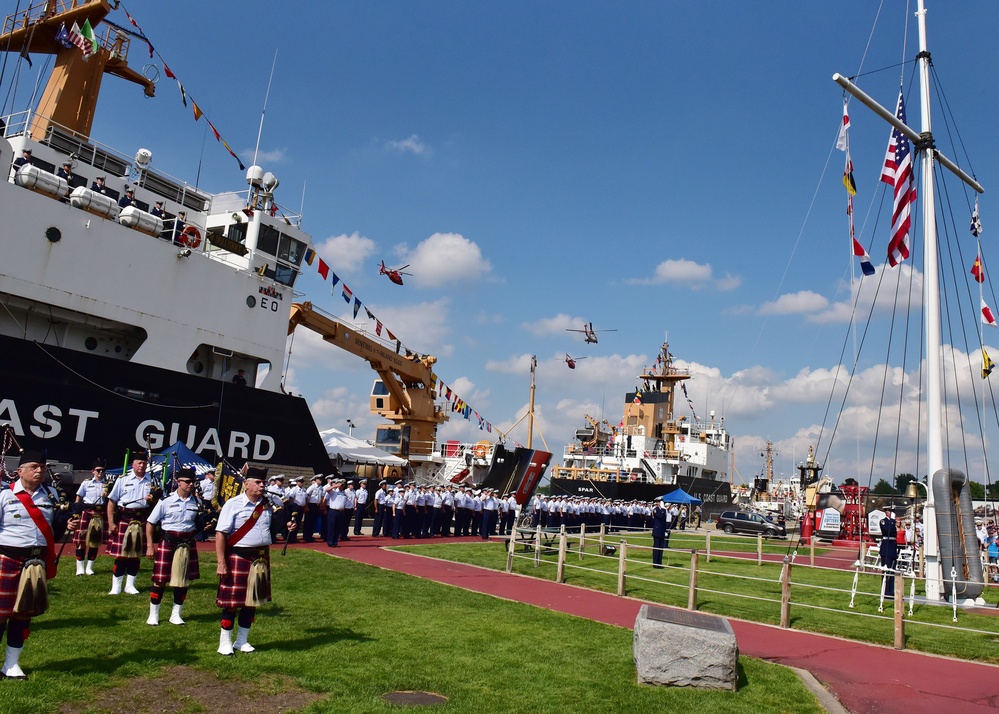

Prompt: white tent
[321,428,407,467]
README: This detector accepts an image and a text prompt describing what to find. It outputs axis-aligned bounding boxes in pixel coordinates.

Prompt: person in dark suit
[11,148,32,172]
[117,187,135,209]
[56,161,74,183]
[150,200,165,218]
[651,497,670,569]
[90,176,108,194]
[879,508,899,596]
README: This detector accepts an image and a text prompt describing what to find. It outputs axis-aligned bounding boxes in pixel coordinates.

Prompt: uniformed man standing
[371,481,388,537]
[651,497,670,569]
[304,475,324,542]
[0,450,79,679]
[353,480,368,536]
[73,459,108,575]
[145,469,200,626]
[215,467,293,655]
[286,478,306,544]
[880,508,899,596]
[324,479,346,547]
[106,451,154,595]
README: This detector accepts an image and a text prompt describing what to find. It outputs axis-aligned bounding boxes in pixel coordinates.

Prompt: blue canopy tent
[661,487,703,505]
[107,441,215,477]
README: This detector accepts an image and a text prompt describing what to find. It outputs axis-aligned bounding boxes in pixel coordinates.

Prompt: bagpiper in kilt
[106,451,154,596]
[73,459,109,576]
[144,470,201,626]
[214,467,294,656]
[0,450,79,680]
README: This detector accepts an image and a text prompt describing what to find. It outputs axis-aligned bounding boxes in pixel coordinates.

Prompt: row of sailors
[262,476,523,544]
[529,494,694,531]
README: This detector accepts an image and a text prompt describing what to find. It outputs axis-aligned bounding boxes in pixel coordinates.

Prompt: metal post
[578,524,586,561]
[705,531,711,563]
[757,533,763,566]
[599,522,606,553]
[687,549,699,611]
[505,528,515,573]
[534,525,542,568]
[617,540,628,596]
[809,536,815,567]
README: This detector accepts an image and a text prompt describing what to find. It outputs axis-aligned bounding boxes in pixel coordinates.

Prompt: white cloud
[395,233,491,288]
[521,314,588,338]
[758,290,830,315]
[316,232,376,274]
[242,148,286,165]
[385,134,432,157]
[626,259,741,291]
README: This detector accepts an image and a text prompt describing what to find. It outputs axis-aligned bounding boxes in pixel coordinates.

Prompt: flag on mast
[983,348,995,379]
[982,298,997,328]
[838,102,868,275]
[971,200,983,237]
[881,89,916,267]
[971,256,985,284]
[853,238,875,277]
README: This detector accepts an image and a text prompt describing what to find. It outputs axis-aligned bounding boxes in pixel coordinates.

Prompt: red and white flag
[982,298,997,327]
[881,90,916,267]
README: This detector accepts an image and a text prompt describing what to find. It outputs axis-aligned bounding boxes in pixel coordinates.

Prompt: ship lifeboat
[473,441,490,459]
[69,186,120,220]
[118,206,164,237]
[15,165,68,200]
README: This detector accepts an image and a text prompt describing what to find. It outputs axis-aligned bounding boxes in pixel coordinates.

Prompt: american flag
[880,89,916,267]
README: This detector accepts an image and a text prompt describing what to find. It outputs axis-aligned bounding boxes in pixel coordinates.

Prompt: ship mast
[833,0,983,601]
[0,0,154,141]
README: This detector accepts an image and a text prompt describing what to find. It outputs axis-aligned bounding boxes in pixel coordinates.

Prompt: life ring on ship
[473,441,489,459]
[179,225,201,249]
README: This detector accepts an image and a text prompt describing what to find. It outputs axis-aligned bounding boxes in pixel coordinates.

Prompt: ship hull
[549,476,732,519]
[0,334,330,473]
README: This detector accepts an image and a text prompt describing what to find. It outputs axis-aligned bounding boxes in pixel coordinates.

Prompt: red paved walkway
[291,536,999,714]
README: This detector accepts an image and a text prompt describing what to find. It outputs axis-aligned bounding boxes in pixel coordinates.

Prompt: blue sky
[14,1,999,487]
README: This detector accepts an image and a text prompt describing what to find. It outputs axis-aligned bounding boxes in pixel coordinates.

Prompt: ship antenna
[252,49,279,168]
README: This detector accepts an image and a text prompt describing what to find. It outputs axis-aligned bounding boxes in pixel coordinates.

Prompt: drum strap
[13,490,57,579]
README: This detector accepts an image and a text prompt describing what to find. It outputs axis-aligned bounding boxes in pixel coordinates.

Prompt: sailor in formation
[106,451,154,596]
[324,478,346,547]
[371,480,389,537]
[215,467,292,655]
[353,479,368,536]
[0,450,78,679]
[286,478,307,544]
[304,475,324,542]
[879,508,899,597]
[73,459,108,576]
[145,468,201,626]
[341,481,356,541]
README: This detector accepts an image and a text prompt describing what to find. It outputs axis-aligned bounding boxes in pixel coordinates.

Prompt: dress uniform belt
[230,546,267,558]
[119,507,150,518]
[81,504,102,512]
[162,530,197,545]
[0,545,45,559]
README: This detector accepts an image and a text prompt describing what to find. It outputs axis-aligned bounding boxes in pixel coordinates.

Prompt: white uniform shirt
[108,471,152,510]
[200,477,216,503]
[0,480,60,547]
[356,486,368,506]
[147,493,199,533]
[216,493,272,547]
[76,477,106,505]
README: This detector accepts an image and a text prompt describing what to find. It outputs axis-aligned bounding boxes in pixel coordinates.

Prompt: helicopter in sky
[564,354,588,369]
[566,322,616,344]
[379,261,413,286]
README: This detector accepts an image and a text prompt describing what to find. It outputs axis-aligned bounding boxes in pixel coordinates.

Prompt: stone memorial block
[633,603,738,690]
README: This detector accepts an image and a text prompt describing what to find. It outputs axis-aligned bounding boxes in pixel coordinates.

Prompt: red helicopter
[566,322,617,344]
[565,354,588,369]
[379,261,413,285]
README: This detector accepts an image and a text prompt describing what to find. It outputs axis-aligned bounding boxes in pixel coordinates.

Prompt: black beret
[245,466,268,481]
[92,458,107,469]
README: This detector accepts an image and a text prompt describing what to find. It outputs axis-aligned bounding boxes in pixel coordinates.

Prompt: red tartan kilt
[72,509,104,548]
[216,548,268,609]
[151,536,200,584]
[0,552,26,620]
[106,516,147,558]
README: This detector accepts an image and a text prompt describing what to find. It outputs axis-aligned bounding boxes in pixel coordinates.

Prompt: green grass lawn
[1,549,823,714]
[394,531,999,664]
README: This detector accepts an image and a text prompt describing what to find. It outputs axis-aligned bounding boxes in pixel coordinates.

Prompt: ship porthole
[45,226,61,243]
[246,296,256,308]
[84,337,97,351]
[191,361,204,374]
